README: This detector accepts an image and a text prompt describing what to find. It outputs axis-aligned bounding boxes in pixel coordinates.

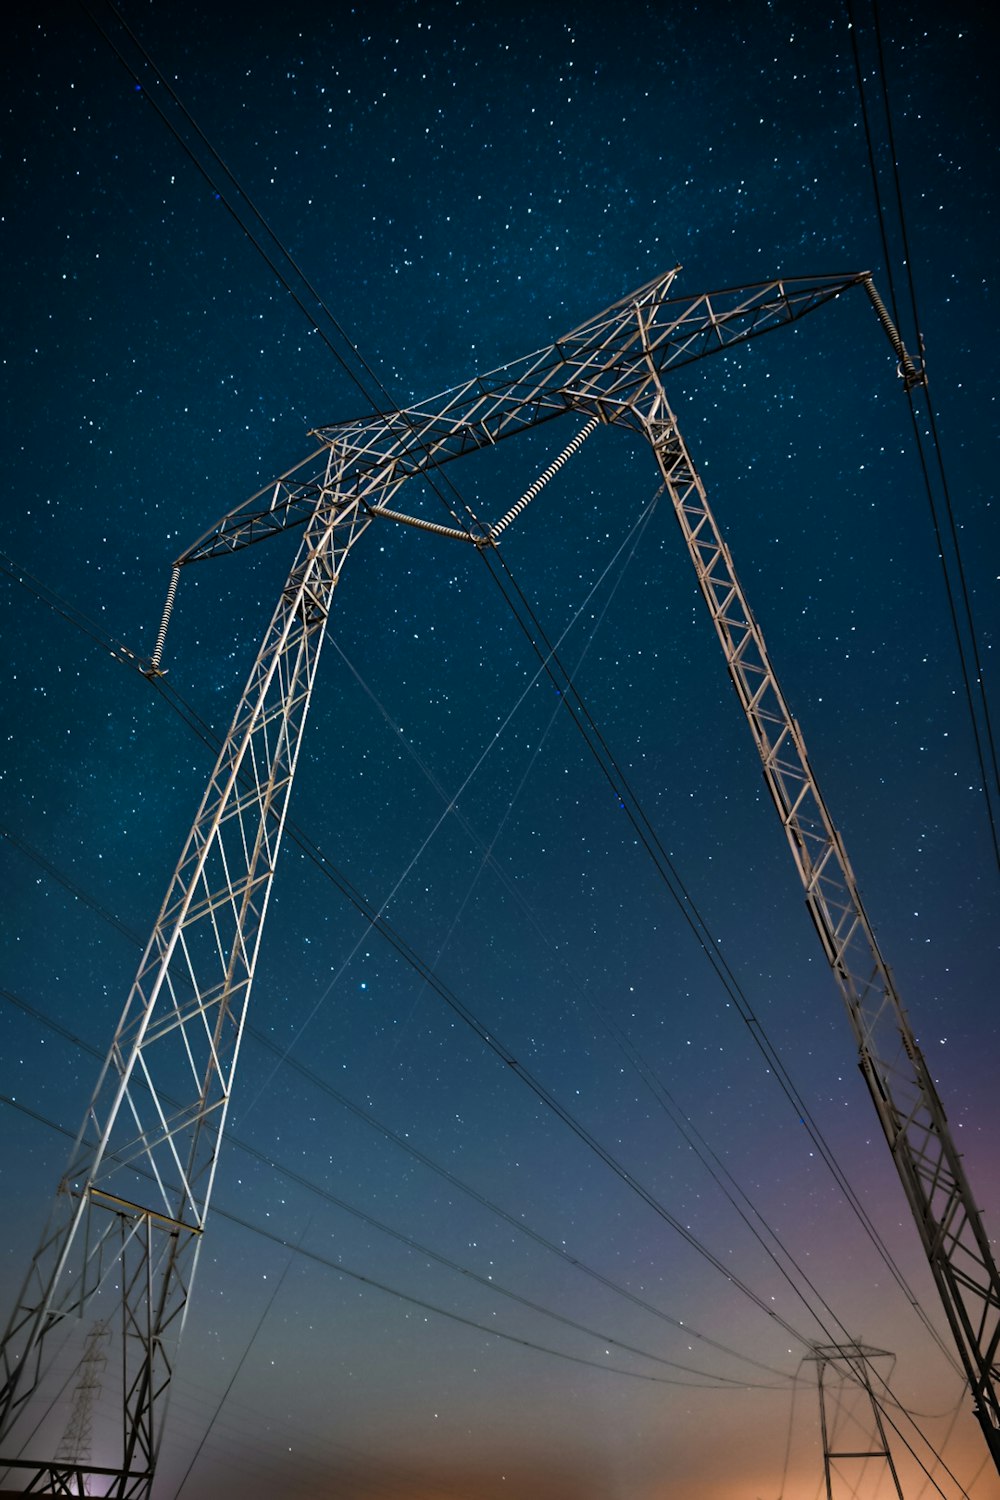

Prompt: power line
[0,1093,775,1390]
[69,0,976,1370]
[474,541,959,1368]
[6,570,927,1392]
[8,1,974,1456]
[844,0,1000,874]
[0,557,802,1378]
[0,977,785,1385]
[80,0,476,544]
[89,0,1000,897]
[0,640,962,1481]
[173,1224,305,1499]
[2,506,957,1370]
[324,599,954,1371]
[0,551,827,1357]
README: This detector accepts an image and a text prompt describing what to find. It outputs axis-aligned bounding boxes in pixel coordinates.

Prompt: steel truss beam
[642,385,1000,1467]
[0,463,374,1495]
[2,265,996,1494]
[178,269,868,564]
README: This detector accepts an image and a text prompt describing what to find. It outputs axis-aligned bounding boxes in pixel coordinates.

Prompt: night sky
[1,2,998,1497]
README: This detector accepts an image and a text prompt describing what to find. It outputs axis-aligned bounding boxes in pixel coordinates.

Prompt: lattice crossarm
[183,274,870,565]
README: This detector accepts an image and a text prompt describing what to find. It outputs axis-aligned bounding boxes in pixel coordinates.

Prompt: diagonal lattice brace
[179,269,868,564]
[0,450,375,1494]
[641,391,1000,1468]
[3,264,995,1495]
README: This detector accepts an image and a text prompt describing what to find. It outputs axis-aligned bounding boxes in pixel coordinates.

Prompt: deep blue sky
[1,2,998,1496]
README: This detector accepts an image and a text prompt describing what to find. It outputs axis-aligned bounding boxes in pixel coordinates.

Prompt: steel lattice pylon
[806,1342,904,1498]
[1,266,997,1494]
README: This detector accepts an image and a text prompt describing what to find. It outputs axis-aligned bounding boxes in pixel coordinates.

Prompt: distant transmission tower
[0,267,997,1494]
[53,1321,110,1495]
[807,1342,903,1499]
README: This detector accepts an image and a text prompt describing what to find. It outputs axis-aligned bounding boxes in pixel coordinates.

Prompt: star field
[1,3,998,1497]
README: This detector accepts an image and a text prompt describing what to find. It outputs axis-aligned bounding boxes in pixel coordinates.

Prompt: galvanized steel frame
[0,469,374,1494]
[642,386,1000,1466]
[2,264,996,1493]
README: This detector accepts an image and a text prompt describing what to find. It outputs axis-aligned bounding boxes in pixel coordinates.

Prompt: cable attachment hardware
[489,415,600,541]
[862,277,926,392]
[144,565,181,678]
[365,504,482,545]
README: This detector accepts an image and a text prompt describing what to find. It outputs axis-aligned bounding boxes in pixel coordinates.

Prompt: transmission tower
[0,267,997,1496]
[51,1322,110,1497]
[806,1341,904,1499]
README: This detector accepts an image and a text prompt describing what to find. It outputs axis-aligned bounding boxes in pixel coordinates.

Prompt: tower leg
[639,387,1000,1468]
[0,468,371,1497]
